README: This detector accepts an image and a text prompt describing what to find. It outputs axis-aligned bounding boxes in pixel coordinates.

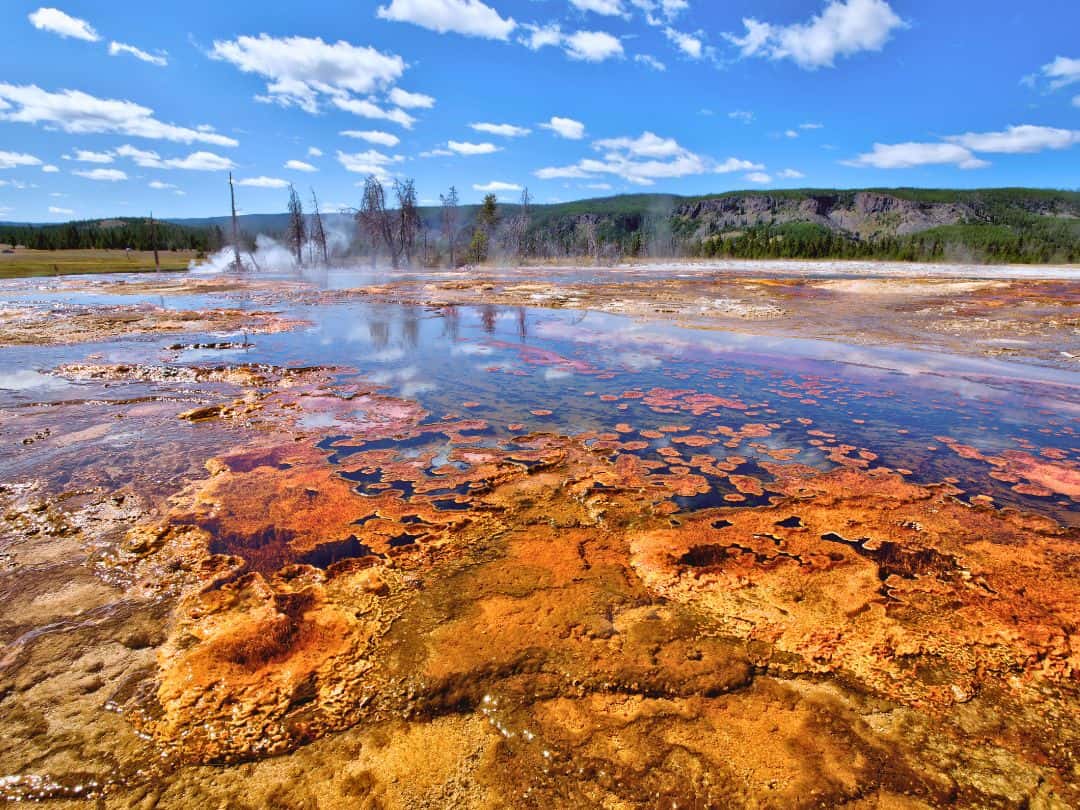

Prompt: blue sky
[0,0,1077,221]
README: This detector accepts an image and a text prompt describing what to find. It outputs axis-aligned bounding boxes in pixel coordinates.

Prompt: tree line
[0,218,220,253]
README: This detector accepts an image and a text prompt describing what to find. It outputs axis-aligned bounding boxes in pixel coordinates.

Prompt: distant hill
[5,188,1078,263]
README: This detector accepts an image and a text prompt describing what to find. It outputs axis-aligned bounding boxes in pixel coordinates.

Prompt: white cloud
[629,0,688,25]
[536,132,757,186]
[341,129,401,146]
[49,206,75,215]
[308,146,324,157]
[800,122,824,130]
[778,168,805,179]
[945,124,1080,154]
[784,129,799,138]
[419,148,454,157]
[1033,56,1080,91]
[518,23,623,62]
[285,159,318,172]
[725,0,905,70]
[388,88,436,108]
[585,182,613,190]
[211,34,405,114]
[634,54,667,71]
[595,131,682,158]
[336,149,405,176]
[149,180,177,189]
[563,30,624,61]
[448,140,500,155]
[74,168,127,181]
[0,151,43,169]
[745,172,772,184]
[473,181,522,192]
[843,142,989,170]
[570,0,627,17]
[109,41,167,66]
[728,110,754,124]
[41,164,59,173]
[1075,95,1080,109]
[157,150,233,171]
[664,27,704,59]
[114,144,236,170]
[331,96,416,128]
[520,23,564,50]
[237,176,290,188]
[715,157,765,173]
[28,7,99,42]
[470,122,531,137]
[376,0,516,40]
[0,83,237,146]
[540,116,586,140]
[68,149,114,164]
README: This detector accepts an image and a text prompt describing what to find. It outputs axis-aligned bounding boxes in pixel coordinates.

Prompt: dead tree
[310,189,329,265]
[440,186,459,268]
[357,175,398,268]
[394,179,420,267]
[578,214,600,262]
[228,172,243,271]
[286,184,306,267]
[513,187,531,262]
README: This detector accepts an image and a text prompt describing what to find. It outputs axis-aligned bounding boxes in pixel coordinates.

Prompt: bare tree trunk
[310,190,329,264]
[229,172,243,272]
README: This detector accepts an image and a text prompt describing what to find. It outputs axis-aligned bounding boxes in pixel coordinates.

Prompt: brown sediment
[86,374,1079,807]
[0,304,304,346]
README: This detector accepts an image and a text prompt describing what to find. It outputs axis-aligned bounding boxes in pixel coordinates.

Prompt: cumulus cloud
[536,131,762,185]
[664,27,704,59]
[113,144,236,170]
[945,124,1080,153]
[388,87,435,108]
[520,24,623,62]
[109,41,167,66]
[1026,56,1080,95]
[473,181,522,192]
[728,110,754,124]
[419,148,454,158]
[0,83,237,146]
[470,122,531,137]
[800,122,824,130]
[28,7,99,41]
[745,172,772,184]
[73,167,127,181]
[341,129,401,146]
[67,149,114,163]
[236,176,290,188]
[308,146,324,157]
[843,142,989,170]
[634,54,666,71]
[448,140,500,155]
[725,0,905,69]
[49,206,75,215]
[285,159,318,172]
[211,34,406,115]
[540,116,586,140]
[41,164,60,173]
[0,151,43,169]
[629,0,688,25]
[336,148,405,177]
[715,157,765,173]
[563,30,624,61]
[570,0,628,17]
[331,96,416,128]
[376,0,516,40]
[148,180,178,190]
[778,168,806,179]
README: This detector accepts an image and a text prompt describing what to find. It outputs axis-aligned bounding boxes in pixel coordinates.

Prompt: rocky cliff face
[675,191,1079,240]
